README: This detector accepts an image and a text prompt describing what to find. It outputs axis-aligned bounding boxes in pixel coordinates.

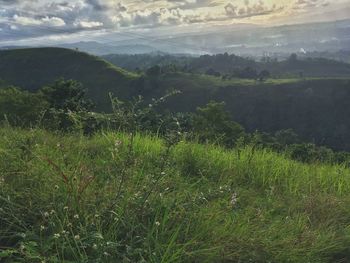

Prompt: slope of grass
[1,127,350,262]
[0,48,138,111]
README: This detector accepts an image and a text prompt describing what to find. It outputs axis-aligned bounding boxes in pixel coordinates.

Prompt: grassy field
[159,72,350,89]
[1,127,350,262]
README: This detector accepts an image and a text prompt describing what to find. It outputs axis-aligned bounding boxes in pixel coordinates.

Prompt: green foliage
[40,79,94,112]
[2,128,350,262]
[0,87,48,126]
[193,101,245,147]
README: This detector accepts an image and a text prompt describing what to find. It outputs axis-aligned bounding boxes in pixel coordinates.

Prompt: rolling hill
[0,47,138,111]
[103,53,350,78]
[1,48,350,150]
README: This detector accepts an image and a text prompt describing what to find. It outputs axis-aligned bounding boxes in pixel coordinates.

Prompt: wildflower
[95,233,104,239]
[19,233,26,238]
[61,230,68,235]
[103,252,110,257]
[94,214,100,218]
[50,210,55,215]
[114,140,122,148]
[63,206,69,211]
[73,214,79,219]
[161,171,166,176]
[231,192,238,207]
[92,243,98,250]
[43,212,49,217]
[40,225,46,231]
[56,143,61,148]
[53,233,60,239]
[54,185,59,190]
[155,221,160,227]
[74,235,80,240]
[67,222,73,227]
[19,244,25,251]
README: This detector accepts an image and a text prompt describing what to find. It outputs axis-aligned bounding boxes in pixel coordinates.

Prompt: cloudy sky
[0,0,349,45]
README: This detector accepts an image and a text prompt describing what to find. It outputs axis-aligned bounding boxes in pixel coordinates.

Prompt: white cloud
[74,19,103,28]
[0,0,347,43]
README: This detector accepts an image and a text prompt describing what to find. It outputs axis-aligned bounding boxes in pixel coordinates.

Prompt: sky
[0,0,349,45]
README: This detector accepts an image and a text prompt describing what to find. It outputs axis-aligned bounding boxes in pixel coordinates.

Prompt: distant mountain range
[1,19,350,57]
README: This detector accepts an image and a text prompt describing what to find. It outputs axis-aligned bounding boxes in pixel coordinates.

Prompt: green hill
[2,48,350,150]
[138,72,350,150]
[103,53,350,78]
[2,127,350,262]
[0,48,138,111]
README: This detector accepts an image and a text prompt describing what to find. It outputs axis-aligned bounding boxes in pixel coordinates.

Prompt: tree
[146,65,162,77]
[288,53,298,62]
[0,86,48,125]
[239,67,258,79]
[258,70,271,82]
[40,79,94,112]
[275,129,300,146]
[206,68,221,77]
[193,101,245,147]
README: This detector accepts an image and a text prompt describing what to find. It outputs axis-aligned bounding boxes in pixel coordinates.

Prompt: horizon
[1,0,349,49]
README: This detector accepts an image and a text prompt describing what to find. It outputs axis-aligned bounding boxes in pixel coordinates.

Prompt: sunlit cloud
[0,0,347,44]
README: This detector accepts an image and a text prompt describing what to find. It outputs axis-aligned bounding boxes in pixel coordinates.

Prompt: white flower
[155,221,160,227]
[40,225,46,231]
[92,243,98,249]
[73,214,79,219]
[53,233,60,239]
[231,192,238,207]
[74,235,80,240]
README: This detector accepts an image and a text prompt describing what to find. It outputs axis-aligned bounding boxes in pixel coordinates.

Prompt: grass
[1,127,350,262]
[158,73,350,94]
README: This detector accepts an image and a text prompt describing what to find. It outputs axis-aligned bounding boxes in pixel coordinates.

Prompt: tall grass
[1,127,350,262]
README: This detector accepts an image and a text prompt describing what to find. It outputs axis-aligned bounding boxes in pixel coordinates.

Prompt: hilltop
[0,48,138,111]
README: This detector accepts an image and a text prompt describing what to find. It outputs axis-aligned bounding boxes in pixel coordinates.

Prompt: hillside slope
[1,48,350,150]
[1,127,350,262]
[137,73,350,150]
[0,48,138,111]
[103,53,350,77]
